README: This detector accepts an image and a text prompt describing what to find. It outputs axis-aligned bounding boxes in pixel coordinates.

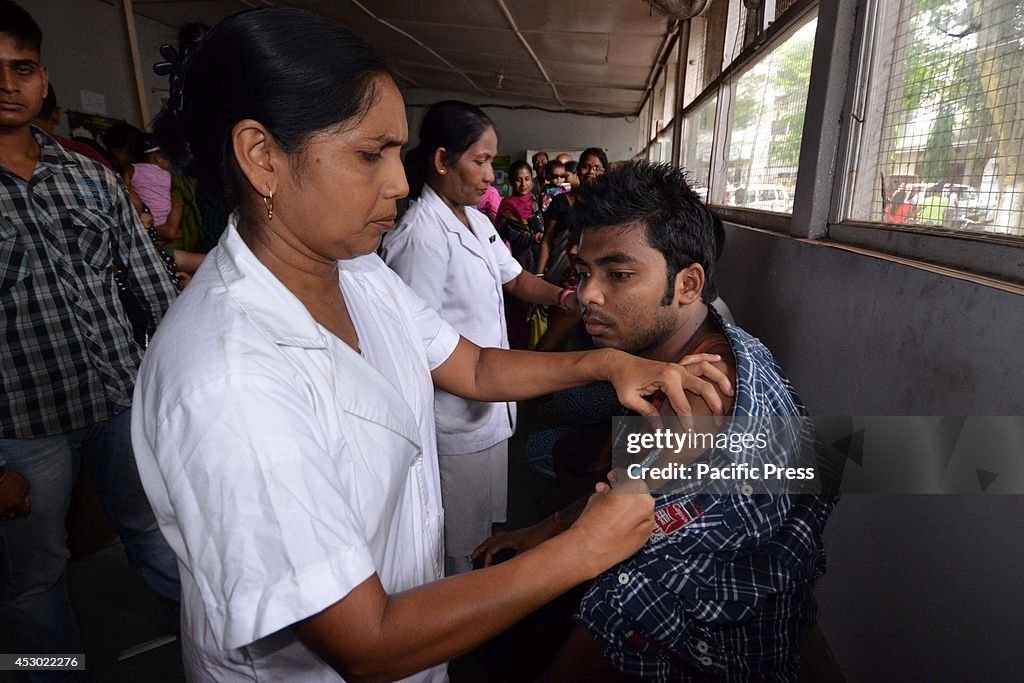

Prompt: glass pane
[701,0,729,89]
[659,125,675,163]
[721,17,817,214]
[724,0,750,67]
[638,99,651,155]
[683,18,708,107]
[663,40,680,125]
[682,95,717,203]
[652,67,668,133]
[845,0,1024,237]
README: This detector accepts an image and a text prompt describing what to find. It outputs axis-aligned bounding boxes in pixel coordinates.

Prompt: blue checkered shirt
[0,128,178,439]
[578,308,838,681]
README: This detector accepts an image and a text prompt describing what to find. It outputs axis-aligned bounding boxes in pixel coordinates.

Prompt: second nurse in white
[383,101,577,574]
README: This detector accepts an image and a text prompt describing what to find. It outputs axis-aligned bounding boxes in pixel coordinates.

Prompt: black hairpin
[153,44,186,114]
[154,43,186,114]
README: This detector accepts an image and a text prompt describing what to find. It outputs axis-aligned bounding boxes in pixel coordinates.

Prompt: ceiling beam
[493,0,564,108]
[347,0,485,94]
[389,60,645,92]
[390,68,422,89]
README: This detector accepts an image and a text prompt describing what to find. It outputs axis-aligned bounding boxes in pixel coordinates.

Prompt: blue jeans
[0,408,180,681]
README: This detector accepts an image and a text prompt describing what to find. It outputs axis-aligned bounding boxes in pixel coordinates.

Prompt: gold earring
[264,191,274,221]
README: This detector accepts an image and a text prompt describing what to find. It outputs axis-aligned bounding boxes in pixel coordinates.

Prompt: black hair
[576,161,718,303]
[0,0,42,53]
[579,147,609,170]
[39,83,57,120]
[152,7,392,222]
[404,100,493,198]
[178,22,209,52]
[509,159,532,177]
[544,160,565,177]
[564,160,578,174]
[101,122,145,162]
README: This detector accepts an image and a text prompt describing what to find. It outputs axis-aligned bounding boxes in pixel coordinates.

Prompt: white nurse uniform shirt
[382,184,523,455]
[131,218,459,681]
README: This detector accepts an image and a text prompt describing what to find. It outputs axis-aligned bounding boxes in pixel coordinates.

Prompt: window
[682,95,717,201]
[683,17,709,108]
[844,0,1024,237]
[664,0,1022,279]
[774,0,803,21]
[720,17,817,214]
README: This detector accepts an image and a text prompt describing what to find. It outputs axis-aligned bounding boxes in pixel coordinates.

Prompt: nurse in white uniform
[133,8,730,682]
[383,101,576,574]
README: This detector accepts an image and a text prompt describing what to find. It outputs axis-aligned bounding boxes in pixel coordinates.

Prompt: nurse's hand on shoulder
[566,471,653,578]
[605,352,733,420]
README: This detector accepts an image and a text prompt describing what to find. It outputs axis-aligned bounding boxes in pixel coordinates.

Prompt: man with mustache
[0,1,180,665]
[476,161,837,681]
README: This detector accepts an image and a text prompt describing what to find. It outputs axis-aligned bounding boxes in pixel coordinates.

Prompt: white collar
[216,214,328,350]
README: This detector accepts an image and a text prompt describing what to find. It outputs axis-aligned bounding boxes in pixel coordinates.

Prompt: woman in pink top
[476,183,501,224]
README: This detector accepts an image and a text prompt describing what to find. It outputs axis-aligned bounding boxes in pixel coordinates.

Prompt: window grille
[847,0,1024,237]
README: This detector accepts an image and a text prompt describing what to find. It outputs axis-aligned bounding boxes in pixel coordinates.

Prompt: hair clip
[154,43,186,114]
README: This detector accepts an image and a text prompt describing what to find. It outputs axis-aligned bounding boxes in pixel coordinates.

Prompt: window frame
[827,0,1024,282]
[675,0,820,230]
[665,0,1024,285]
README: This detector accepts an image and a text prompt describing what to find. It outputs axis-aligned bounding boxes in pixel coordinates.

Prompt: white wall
[717,224,1024,682]
[29,0,178,134]
[403,87,642,163]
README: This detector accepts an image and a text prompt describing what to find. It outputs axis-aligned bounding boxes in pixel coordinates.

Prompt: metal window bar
[852,0,1024,238]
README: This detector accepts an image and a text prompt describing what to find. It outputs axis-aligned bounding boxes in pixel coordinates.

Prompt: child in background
[130,137,180,245]
[541,160,569,212]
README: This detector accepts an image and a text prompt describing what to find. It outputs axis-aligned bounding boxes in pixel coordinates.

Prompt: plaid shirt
[0,127,178,440]
[579,307,839,681]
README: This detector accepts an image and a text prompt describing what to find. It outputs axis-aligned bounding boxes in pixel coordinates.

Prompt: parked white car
[727,184,793,213]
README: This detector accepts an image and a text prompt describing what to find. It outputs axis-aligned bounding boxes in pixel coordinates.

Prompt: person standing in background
[32,83,112,169]
[531,150,549,186]
[537,147,607,281]
[497,159,544,272]
[0,1,180,671]
[384,101,579,574]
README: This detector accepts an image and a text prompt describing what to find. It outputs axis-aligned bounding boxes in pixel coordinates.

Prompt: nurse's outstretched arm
[431,337,733,418]
[294,476,653,682]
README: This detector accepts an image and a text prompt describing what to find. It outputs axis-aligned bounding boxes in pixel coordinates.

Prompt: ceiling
[124,0,676,115]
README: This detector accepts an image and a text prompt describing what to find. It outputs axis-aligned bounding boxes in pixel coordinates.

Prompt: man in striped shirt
[0,1,180,664]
